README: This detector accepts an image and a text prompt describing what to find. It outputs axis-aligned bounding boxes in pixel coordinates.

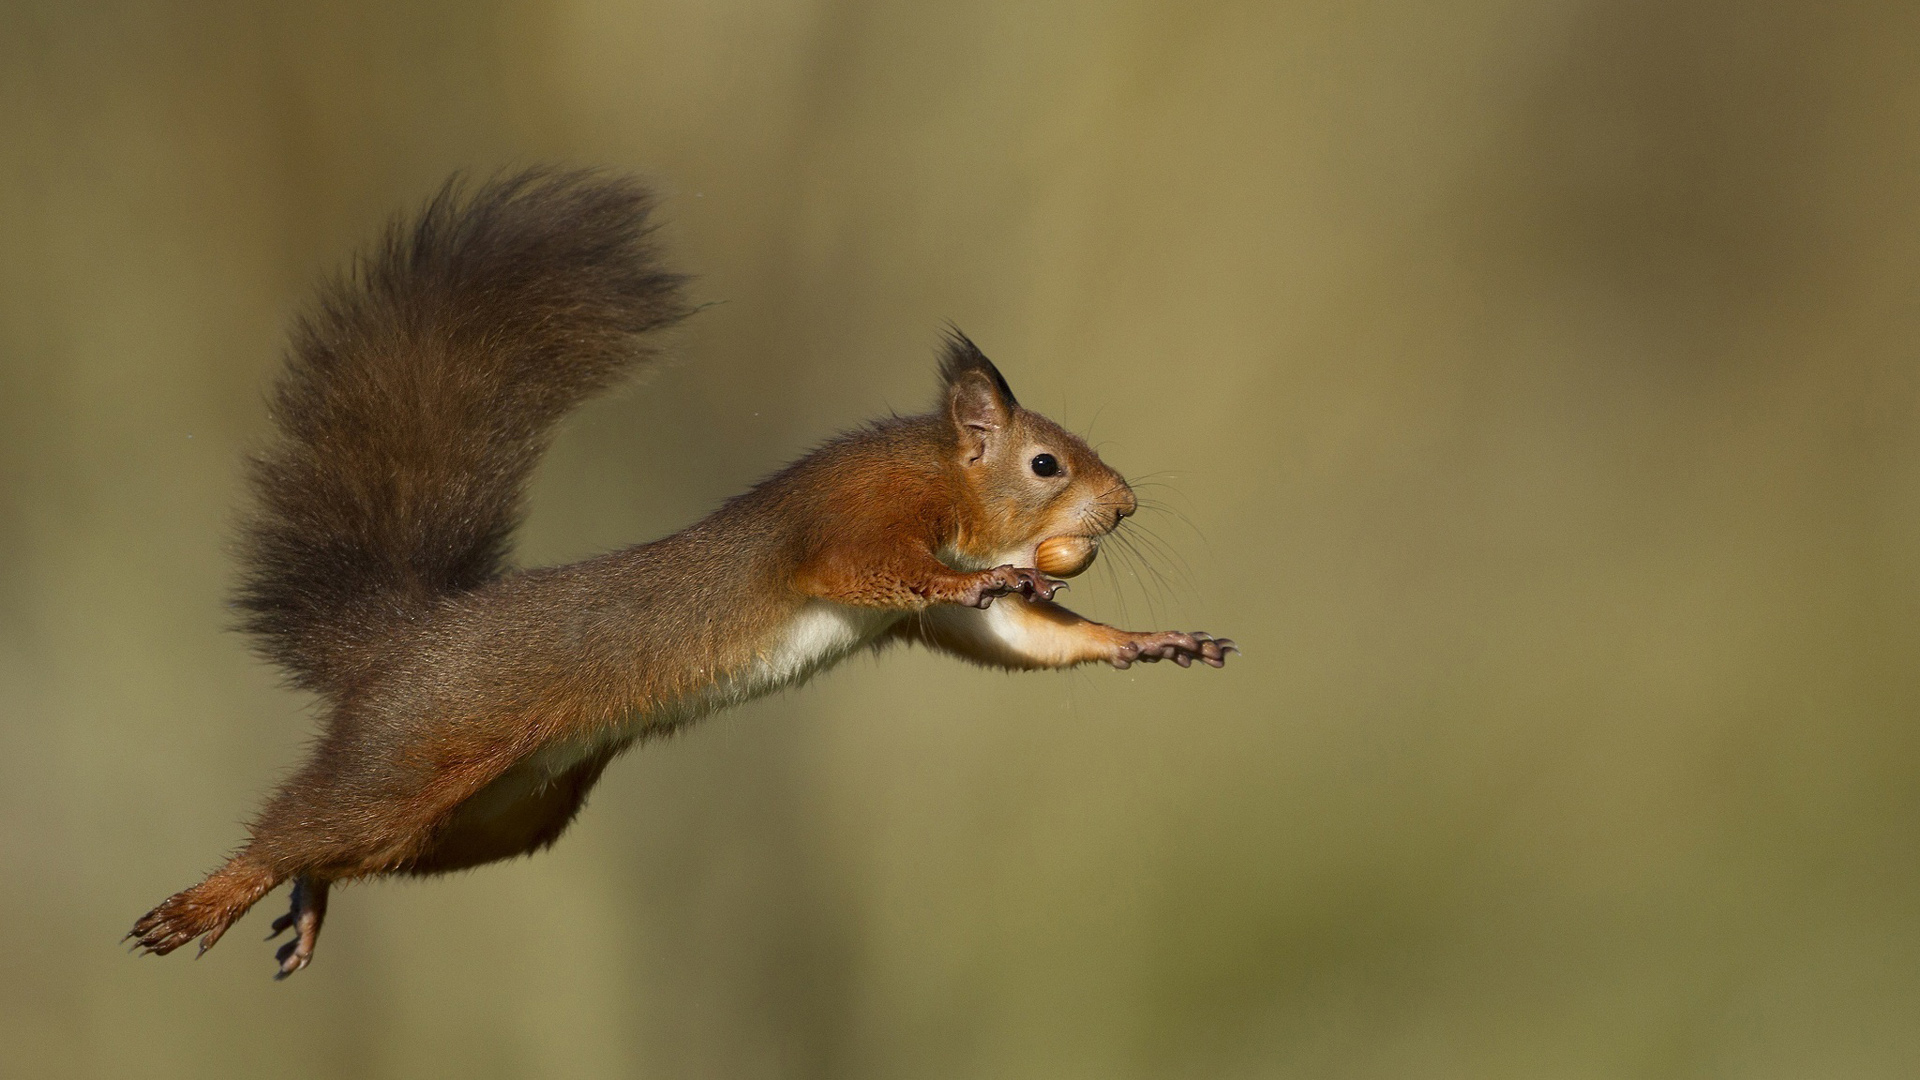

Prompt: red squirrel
[129,168,1235,978]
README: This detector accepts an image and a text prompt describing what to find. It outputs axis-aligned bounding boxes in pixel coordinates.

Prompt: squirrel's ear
[940,329,1016,463]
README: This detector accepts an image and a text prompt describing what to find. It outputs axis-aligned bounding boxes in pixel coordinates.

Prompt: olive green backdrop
[4,1,1918,1077]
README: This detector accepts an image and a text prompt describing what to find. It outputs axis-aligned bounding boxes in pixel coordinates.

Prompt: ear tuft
[940,328,1015,462]
[938,327,1018,408]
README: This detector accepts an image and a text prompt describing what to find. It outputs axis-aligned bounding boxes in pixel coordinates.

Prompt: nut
[1034,535,1098,577]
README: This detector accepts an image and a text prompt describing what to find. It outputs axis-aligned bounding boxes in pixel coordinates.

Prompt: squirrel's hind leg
[128,855,279,960]
[265,876,330,978]
[131,861,333,979]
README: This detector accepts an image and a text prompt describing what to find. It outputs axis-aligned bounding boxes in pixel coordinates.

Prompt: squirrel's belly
[521,600,897,782]
[675,599,898,717]
[751,599,900,687]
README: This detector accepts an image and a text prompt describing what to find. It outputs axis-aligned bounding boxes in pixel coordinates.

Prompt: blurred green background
[4,1,1919,1077]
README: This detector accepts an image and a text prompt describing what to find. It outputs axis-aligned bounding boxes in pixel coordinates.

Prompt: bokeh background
[5,1,1919,1076]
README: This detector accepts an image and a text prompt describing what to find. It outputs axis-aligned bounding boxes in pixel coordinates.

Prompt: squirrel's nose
[1112,485,1138,522]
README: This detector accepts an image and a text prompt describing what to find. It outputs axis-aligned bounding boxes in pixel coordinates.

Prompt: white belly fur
[520,600,899,781]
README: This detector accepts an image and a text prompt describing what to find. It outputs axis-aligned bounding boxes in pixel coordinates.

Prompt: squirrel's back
[238,169,691,698]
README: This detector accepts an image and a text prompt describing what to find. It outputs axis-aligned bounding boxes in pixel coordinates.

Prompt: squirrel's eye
[1030,453,1060,477]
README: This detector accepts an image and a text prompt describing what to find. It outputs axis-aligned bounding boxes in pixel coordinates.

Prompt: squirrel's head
[937,331,1136,575]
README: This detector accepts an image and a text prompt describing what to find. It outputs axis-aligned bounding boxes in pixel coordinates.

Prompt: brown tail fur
[236,167,691,700]
[132,169,691,961]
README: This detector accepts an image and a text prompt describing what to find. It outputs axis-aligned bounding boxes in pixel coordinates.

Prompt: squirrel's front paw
[1112,631,1237,670]
[959,565,1065,608]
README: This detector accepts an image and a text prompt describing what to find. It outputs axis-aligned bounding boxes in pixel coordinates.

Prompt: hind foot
[265,876,330,979]
[129,860,275,958]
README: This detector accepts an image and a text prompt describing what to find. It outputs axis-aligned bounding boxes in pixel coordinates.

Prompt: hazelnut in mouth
[1034,534,1099,577]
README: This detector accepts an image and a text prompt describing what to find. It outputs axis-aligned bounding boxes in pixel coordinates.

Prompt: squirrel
[128,168,1235,978]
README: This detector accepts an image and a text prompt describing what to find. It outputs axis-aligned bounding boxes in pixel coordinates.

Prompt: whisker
[1127,520,1193,572]
[1133,497,1207,546]
[1084,403,1107,442]
[1128,482,1204,516]
[1118,531,1182,605]
[1100,540,1151,623]
[1130,524,1194,599]
[1127,481,1201,506]
[1123,473,1205,530]
[1115,520,1196,594]
[1096,543,1133,626]
[1104,529,1174,623]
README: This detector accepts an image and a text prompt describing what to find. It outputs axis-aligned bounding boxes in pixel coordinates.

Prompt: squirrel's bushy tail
[238,168,690,695]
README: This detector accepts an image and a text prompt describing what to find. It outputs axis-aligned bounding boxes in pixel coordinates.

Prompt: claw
[961,565,1066,608]
[274,940,306,979]
[195,924,228,958]
[1110,629,1237,671]
[262,876,329,979]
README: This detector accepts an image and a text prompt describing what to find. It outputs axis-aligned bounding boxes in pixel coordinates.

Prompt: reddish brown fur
[130,171,1232,978]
